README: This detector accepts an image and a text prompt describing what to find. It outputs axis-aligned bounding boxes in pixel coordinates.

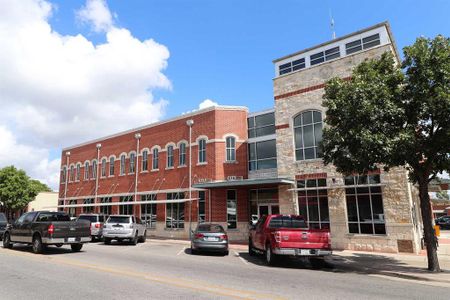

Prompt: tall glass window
[76,164,81,181]
[109,157,115,176]
[247,112,276,138]
[166,193,185,229]
[129,153,136,173]
[226,137,236,161]
[100,197,112,215]
[120,155,126,175]
[101,158,107,177]
[179,143,186,166]
[119,196,133,215]
[61,166,67,183]
[167,146,174,168]
[68,200,76,217]
[84,162,89,180]
[92,160,97,179]
[248,139,277,171]
[345,174,385,235]
[69,165,74,182]
[142,150,148,171]
[294,110,323,161]
[227,190,237,229]
[152,148,159,170]
[83,198,94,214]
[141,194,156,228]
[198,139,206,163]
[198,191,206,223]
[297,178,329,229]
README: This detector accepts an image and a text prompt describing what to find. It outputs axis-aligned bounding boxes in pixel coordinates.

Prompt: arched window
[198,139,206,163]
[225,136,236,161]
[76,164,81,181]
[129,153,136,173]
[61,166,67,183]
[101,158,107,177]
[142,150,148,171]
[179,143,186,166]
[69,165,74,182]
[167,146,174,168]
[120,154,126,175]
[293,110,323,161]
[92,160,97,179]
[152,148,159,170]
[109,157,115,176]
[84,162,90,180]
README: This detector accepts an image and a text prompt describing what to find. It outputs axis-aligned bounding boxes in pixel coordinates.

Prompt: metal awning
[192,178,295,189]
[46,198,199,209]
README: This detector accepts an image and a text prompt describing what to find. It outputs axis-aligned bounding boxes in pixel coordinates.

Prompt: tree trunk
[418,178,441,272]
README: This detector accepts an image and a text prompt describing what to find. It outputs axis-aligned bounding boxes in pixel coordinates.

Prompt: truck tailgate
[275,229,330,249]
[51,220,91,239]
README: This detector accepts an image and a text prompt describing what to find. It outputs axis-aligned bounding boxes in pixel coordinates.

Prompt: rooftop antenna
[329,9,336,39]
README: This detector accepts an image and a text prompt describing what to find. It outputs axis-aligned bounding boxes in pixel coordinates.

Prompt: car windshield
[78,215,98,222]
[107,216,131,224]
[36,213,71,222]
[197,224,225,233]
[268,216,307,229]
[0,213,6,222]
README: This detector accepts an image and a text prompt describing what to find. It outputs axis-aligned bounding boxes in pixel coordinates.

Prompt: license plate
[296,249,311,255]
[68,237,76,242]
[206,237,219,241]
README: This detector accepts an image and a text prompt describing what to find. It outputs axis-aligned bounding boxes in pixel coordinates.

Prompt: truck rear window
[107,216,131,224]
[37,213,71,222]
[0,213,6,222]
[78,215,98,222]
[268,216,307,229]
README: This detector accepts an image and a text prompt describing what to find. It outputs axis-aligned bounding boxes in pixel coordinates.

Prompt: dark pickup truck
[0,213,7,241]
[2,211,91,254]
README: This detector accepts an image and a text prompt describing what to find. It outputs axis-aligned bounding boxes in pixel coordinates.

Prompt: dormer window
[310,46,340,66]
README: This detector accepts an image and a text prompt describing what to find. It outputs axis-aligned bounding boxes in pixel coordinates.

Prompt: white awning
[44,198,199,209]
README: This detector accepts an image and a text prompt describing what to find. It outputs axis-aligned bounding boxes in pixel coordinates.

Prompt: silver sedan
[190,224,228,255]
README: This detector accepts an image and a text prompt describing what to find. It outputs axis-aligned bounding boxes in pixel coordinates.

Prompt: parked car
[0,213,7,241]
[248,214,332,266]
[190,223,229,255]
[435,216,450,230]
[103,215,147,245]
[2,211,91,254]
[78,214,107,241]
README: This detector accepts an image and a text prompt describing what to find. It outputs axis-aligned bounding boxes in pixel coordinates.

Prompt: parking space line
[177,247,186,256]
[234,251,249,265]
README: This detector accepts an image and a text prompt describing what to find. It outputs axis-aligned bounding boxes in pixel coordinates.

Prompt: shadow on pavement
[184,247,228,257]
[7,244,83,255]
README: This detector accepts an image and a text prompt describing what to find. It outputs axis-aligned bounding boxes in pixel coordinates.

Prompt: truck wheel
[104,238,111,245]
[3,233,13,249]
[71,244,83,252]
[131,233,138,245]
[32,235,45,254]
[265,245,277,266]
[140,231,147,243]
[248,238,255,256]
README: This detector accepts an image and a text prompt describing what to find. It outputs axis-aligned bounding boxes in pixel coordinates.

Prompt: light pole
[134,133,141,217]
[94,143,101,213]
[186,119,194,238]
[63,151,71,211]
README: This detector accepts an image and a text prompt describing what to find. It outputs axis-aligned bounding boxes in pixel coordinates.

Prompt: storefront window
[83,198,95,214]
[141,194,156,228]
[227,190,237,229]
[248,140,277,171]
[198,191,206,223]
[345,174,385,235]
[100,197,112,216]
[119,196,133,215]
[297,178,329,229]
[166,193,185,229]
[293,110,323,161]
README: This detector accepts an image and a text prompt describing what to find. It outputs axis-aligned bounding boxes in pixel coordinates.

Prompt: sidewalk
[149,236,450,286]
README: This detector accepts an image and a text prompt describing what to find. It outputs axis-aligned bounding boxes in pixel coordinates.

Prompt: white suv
[103,215,147,245]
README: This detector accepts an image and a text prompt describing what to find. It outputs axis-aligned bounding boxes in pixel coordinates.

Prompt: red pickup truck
[248,214,332,266]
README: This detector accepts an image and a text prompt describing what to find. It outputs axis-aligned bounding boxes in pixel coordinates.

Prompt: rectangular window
[345,33,380,55]
[198,191,206,223]
[76,165,80,181]
[129,153,136,173]
[69,166,74,182]
[100,197,112,216]
[142,151,148,171]
[226,137,236,161]
[248,139,277,171]
[101,160,106,177]
[310,51,324,65]
[198,140,206,163]
[167,146,174,168]
[166,193,185,229]
[109,157,115,176]
[278,58,305,76]
[345,174,385,235]
[84,163,89,180]
[310,46,341,66]
[247,112,275,138]
[179,143,186,166]
[120,155,126,175]
[119,196,133,215]
[345,39,362,55]
[325,46,340,60]
[68,200,76,217]
[92,161,97,179]
[141,194,156,228]
[83,198,94,214]
[152,149,159,170]
[227,190,237,229]
[297,178,329,229]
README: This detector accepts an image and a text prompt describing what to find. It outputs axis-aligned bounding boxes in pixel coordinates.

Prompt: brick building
[59,21,423,252]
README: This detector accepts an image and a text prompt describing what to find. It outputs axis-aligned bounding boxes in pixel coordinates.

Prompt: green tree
[0,166,51,217]
[322,35,450,272]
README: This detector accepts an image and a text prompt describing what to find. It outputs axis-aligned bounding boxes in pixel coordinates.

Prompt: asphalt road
[0,240,448,300]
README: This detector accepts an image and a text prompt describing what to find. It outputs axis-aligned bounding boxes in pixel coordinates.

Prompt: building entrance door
[258,204,279,217]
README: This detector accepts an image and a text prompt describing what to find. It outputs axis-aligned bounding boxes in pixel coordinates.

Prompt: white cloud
[198,99,219,109]
[0,0,172,190]
[76,0,114,32]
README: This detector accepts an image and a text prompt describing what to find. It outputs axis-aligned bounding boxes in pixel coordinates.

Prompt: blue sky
[50,0,450,117]
[0,0,448,189]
